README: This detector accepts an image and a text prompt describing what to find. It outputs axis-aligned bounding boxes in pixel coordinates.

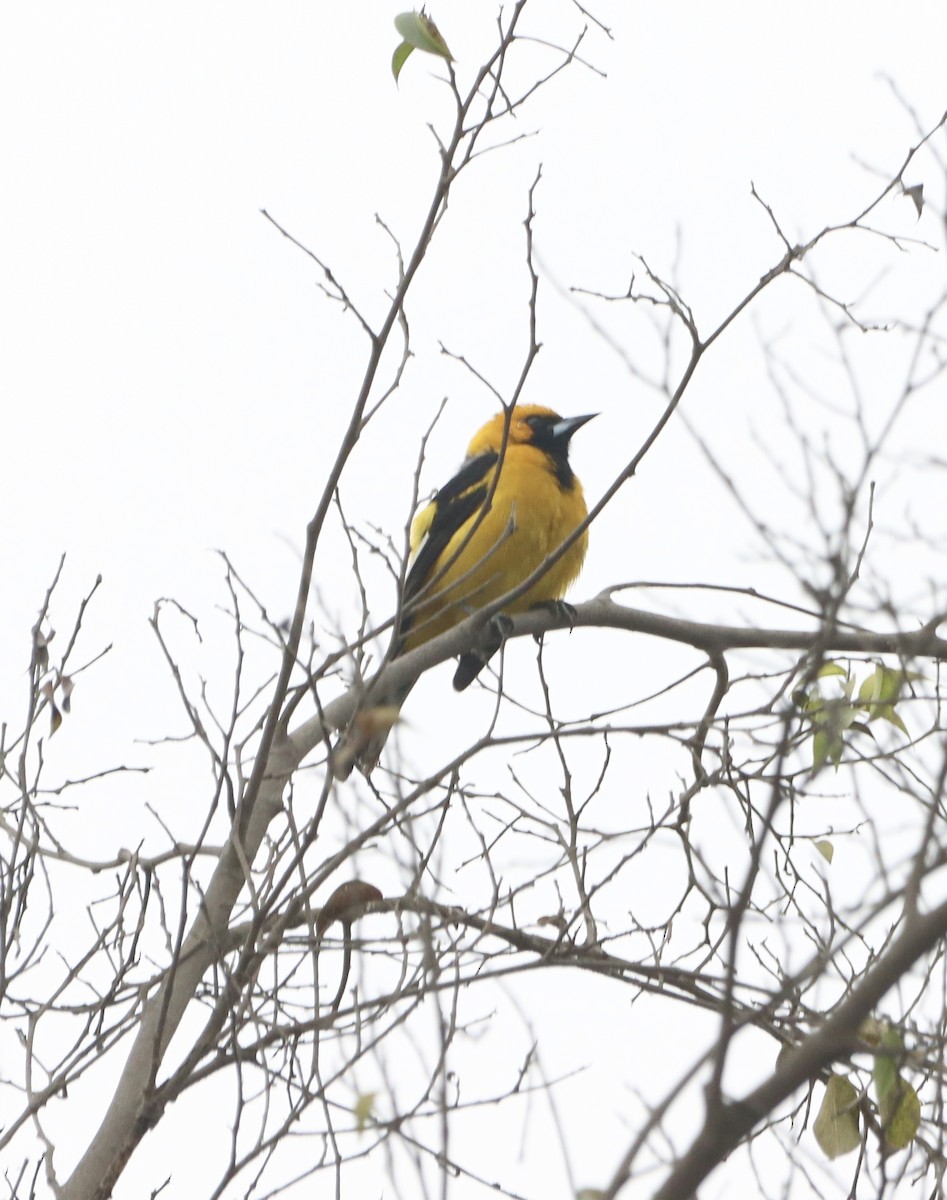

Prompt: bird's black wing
[398,450,498,638]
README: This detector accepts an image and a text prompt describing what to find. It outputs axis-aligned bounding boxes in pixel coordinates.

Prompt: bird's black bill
[549,412,597,445]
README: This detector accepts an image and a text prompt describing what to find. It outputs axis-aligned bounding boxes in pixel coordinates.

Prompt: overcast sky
[2,3,946,1195]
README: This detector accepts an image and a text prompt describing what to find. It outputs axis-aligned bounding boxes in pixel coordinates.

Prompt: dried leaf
[859,1017,888,1046]
[316,880,383,937]
[331,705,402,778]
[34,625,54,672]
[902,183,924,218]
[858,1016,885,1047]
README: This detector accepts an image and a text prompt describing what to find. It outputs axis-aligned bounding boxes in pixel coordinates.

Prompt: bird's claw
[530,598,578,643]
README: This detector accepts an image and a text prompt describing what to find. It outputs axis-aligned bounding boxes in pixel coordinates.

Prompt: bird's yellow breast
[402,441,588,651]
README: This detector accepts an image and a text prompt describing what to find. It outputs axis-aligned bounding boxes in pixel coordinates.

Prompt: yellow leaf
[353,1091,377,1132]
[815,839,834,864]
[873,1026,921,1152]
[814,1074,861,1159]
[879,1078,921,1152]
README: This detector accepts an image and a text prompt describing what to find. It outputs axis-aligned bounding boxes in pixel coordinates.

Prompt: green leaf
[394,11,453,58]
[810,690,862,770]
[392,40,414,83]
[814,1074,861,1159]
[803,661,919,773]
[857,665,921,723]
[813,718,847,771]
[873,1025,900,1095]
[858,665,892,713]
[880,707,908,735]
[815,839,834,864]
[392,11,453,81]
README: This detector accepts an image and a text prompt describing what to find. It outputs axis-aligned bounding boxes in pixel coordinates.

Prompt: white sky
[2,2,946,1196]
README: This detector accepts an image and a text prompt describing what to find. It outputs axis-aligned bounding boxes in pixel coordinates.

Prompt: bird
[334,404,595,776]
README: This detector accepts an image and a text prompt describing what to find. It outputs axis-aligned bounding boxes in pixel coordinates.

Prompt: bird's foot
[530,598,578,642]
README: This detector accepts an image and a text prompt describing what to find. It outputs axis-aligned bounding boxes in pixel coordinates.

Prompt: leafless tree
[3,6,947,1199]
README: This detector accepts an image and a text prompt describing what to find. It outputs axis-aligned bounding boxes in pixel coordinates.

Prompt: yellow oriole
[336,404,595,775]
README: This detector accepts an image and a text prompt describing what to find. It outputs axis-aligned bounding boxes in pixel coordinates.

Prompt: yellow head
[465,406,596,493]
[466,405,592,458]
